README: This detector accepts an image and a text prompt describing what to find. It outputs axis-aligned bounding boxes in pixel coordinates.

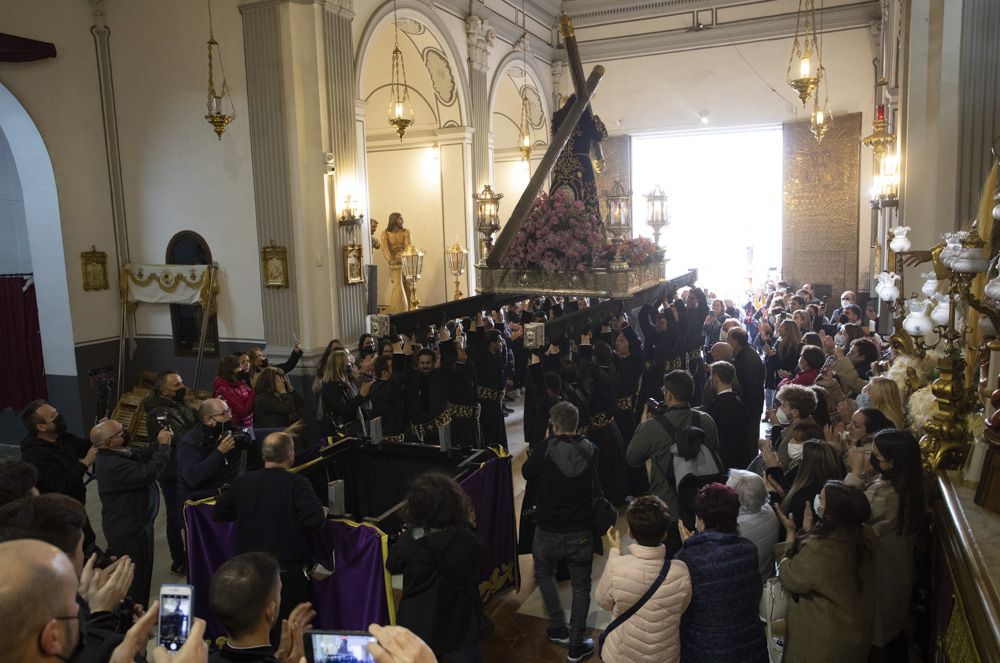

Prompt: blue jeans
[532,527,593,646]
[159,480,186,567]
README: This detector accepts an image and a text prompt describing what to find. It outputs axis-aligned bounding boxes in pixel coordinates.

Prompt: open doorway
[631,127,783,298]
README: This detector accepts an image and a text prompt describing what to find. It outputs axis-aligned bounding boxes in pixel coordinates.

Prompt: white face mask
[834,334,846,348]
[813,493,823,519]
[775,407,790,425]
[841,299,851,309]
[787,442,804,461]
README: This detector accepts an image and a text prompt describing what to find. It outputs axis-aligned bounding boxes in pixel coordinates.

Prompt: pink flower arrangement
[505,193,605,272]
[592,236,659,268]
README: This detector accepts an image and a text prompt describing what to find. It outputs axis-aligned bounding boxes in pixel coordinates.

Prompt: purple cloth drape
[0,32,56,62]
[0,277,47,410]
[460,454,518,602]
[185,503,391,640]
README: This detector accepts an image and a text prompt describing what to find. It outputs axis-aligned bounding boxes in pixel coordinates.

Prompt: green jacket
[625,405,719,520]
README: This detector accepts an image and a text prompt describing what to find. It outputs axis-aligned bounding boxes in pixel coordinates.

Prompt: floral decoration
[505,193,605,272]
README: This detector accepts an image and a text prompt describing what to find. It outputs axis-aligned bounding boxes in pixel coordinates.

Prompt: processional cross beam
[484,14,605,269]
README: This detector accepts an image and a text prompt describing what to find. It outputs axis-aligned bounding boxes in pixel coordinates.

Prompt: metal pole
[193,264,217,393]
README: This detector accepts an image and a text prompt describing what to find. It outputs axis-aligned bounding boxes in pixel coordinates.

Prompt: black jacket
[208,645,277,662]
[521,433,598,533]
[213,467,325,563]
[706,391,754,470]
[387,525,489,656]
[94,443,170,542]
[176,425,241,494]
[732,345,765,420]
[253,391,300,428]
[144,392,199,482]
[20,433,91,504]
[320,379,369,437]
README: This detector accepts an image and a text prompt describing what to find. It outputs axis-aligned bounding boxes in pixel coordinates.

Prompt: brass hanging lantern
[387,0,414,140]
[786,0,822,107]
[205,0,234,140]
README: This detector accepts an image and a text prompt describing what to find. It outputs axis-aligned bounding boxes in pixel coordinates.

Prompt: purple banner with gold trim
[460,453,518,602]
[184,503,392,641]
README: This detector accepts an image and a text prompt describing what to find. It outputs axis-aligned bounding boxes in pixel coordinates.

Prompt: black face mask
[172,387,188,403]
[120,430,133,446]
[260,358,269,368]
[869,453,883,474]
[52,414,68,435]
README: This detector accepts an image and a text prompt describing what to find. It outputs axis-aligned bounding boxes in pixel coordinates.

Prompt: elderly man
[91,419,173,606]
[144,369,198,576]
[700,342,743,410]
[0,539,83,662]
[176,398,240,499]
[726,469,780,580]
[214,432,326,630]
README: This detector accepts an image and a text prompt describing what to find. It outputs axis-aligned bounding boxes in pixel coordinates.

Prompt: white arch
[0,83,77,380]
[488,49,552,134]
[355,0,472,127]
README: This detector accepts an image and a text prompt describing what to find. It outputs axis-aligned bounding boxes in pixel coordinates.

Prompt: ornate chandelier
[810,56,831,142]
[786,0,823,107]
[862,80,896,162]
[388,0,413,140]
[205,0,234,140]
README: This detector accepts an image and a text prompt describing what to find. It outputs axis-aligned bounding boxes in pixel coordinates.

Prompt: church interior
[2,0,1000,661]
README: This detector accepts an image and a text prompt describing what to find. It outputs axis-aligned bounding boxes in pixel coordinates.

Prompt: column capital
[466,15,495,72]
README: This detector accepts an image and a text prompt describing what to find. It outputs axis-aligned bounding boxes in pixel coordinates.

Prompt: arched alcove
[357,4,472,310]
[488,51,550,222]
[0,82,81,428]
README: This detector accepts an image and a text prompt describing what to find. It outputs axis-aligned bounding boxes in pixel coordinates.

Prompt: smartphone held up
[158,584,193,652]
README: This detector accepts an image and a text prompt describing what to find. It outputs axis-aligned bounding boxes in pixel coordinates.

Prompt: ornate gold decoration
[261,240,289,288]
[445,239,468,300]
[786,0,823,106]
[388,0,414,140]
[343,245,364,285]
[474,185,503,264]
[862,98,896,162]
[475,258,665,299]
[204,0,234,139]
[81,245,109,291]
[782,113,862,296]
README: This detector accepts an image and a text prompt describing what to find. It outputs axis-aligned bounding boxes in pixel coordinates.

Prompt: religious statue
[549,93,608,213]
[370,218,381,251]
[381,212,410,313]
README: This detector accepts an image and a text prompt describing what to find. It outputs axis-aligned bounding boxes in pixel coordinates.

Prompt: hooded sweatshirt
[521,433,598,533]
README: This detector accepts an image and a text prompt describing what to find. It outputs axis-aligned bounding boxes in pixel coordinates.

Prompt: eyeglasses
[211,409,232,420]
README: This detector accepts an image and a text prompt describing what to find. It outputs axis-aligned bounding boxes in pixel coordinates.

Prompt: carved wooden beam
[485,66,605,268]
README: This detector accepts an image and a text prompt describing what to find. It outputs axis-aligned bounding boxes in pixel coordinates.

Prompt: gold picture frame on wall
[81,245,109,290]
[344,245,365,284]
[261,241,289,288]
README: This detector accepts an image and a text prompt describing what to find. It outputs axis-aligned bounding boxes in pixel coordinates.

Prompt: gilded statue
[381,212,410,313]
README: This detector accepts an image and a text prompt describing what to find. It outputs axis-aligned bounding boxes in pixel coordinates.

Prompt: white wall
[0,0,264,346]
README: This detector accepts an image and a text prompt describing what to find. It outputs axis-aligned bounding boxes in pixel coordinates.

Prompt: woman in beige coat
[845,428,926,659]
[775,480,876,663]
[596,496,692,663]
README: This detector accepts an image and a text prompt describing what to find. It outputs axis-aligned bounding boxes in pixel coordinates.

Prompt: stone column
[551,59,565,108]
[466,15,495,264]
[322,0,368,342]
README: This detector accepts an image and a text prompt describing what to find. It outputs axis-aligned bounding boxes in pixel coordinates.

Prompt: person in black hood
[521,401,599,663]
[387,473,489,662]
[19,399,98,549]
[144,369,198,576]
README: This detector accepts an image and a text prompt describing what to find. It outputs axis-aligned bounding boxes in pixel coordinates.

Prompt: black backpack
[653,411,725,529]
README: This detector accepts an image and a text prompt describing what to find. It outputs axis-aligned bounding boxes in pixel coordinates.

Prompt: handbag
[759,575,788,623]
[598,556,672,656]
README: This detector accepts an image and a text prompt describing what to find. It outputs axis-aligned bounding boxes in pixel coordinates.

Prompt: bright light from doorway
[631,127,782,299]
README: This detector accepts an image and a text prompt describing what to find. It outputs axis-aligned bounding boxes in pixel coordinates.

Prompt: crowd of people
[1,280,931,663]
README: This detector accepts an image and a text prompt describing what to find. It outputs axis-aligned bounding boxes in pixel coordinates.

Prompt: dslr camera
[646,398,667,416]
[229,426,253,451]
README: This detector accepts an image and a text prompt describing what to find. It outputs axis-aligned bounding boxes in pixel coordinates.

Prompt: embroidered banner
[120,263,217,311]
[459,453,518,602]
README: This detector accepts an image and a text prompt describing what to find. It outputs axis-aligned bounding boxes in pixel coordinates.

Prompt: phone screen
[306,631,377,663]
[158,584,193,651]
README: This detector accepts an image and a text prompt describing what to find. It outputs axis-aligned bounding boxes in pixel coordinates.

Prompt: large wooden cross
[484,14,605,269]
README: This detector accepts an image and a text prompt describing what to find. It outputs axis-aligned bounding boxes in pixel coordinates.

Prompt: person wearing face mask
[247,338,304,388]
[214,355,256,430]
[91,418,173,607]
[773,480,876,663]
[764,438,844,530]
[845,429,927,660]
[829,337,879,399]
[319,348,373,438]
[828,407,894,460]
[177,398,241,498]
[828,290,857,324]
[144,369,198,576]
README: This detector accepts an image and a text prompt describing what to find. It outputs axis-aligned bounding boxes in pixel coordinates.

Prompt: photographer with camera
[177,399,243,499]
[91,418,173,607]
[145,370,198,577]
[625,370,721,558]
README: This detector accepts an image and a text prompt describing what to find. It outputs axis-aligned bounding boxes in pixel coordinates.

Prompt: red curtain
[0,276,47,410]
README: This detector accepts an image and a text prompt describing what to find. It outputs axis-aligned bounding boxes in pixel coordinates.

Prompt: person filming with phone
[90,418,173,608]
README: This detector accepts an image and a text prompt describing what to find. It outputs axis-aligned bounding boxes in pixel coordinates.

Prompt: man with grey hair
[91,418,173,606]
[726,468,780,580]
[521,401,599,662]
[176,398,240,499]
[214,432,326,630]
